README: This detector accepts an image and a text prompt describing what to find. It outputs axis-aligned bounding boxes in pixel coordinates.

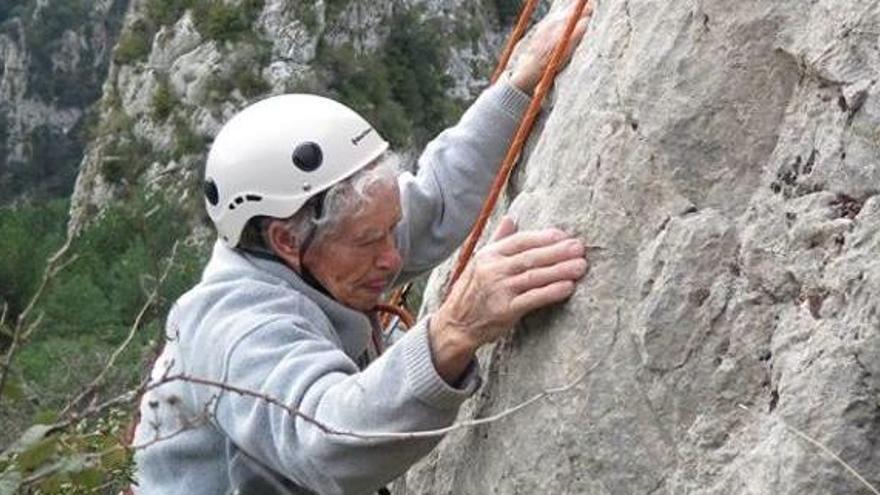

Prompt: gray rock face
[403,1,880,493]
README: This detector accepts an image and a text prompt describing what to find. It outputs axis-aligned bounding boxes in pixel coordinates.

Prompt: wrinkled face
[302,181,403,312]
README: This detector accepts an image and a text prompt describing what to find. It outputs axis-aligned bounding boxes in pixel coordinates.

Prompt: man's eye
[356,235,381,246]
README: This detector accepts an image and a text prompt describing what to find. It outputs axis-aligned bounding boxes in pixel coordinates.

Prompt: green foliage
[25,0,93,105]
[100,133,154,185]
[41,191,203,338]
[314,7,462,147]
[151,77,177,122]
[316,41,411,146]
[0,1,27,22]
[0,119,87,202]
[172,118,209,159]
[203,50,271,105]
[145,0,195,27]
[114,19,153,65]
[0,190,206,450]
[0,200,69,317]
[384,9,460,144]
[117,0,197,66]
[0,412,136,493]
[324,0,349,20]
[192,0,265,44]
[294,2,318,32]
[231,65,271,99]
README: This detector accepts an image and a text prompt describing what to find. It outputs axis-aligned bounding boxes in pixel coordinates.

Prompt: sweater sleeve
[394,80,532,282]
[203,314,480,495]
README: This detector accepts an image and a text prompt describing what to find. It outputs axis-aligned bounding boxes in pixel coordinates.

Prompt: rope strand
[447,0,591,295]
[381,0,547,326]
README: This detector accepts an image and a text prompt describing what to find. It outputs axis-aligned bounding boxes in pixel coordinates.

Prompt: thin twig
[738,404,879,495]
[19,312,45,343]
[0,234,74,400]
[0,302,11,338]
[60,242,180,418]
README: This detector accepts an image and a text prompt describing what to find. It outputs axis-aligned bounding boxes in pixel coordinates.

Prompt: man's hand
[509,0,595,95]
[430,217,589,383]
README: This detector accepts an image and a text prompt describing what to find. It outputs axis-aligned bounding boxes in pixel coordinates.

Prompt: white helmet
[203,94,389,246]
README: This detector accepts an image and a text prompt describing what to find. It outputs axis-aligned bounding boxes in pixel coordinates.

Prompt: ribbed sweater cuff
[401,320,481,411]
[490,79,533,122]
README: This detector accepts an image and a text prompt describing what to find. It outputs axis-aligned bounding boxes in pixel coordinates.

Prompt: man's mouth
[363,279,387,293]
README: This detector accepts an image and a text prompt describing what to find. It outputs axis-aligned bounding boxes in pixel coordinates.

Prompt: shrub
[100,134,154,185]
[145,0,195,27]
[324,0,349,20]
[294,2,318,32]
[37,191,205,342]
[172,118,209,159]
[315,41,410,146]
[114,19,153,65]
[151,77,177,122]
[232,66,270,99]
[384,9,459,143]
[0,199,69,318]
[192,0,265,43]
[313,7,461,147]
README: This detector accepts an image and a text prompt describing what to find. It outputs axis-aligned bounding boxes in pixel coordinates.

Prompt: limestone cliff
[0,0,128,201]
[67,0,513,237]
[404,1,880,493]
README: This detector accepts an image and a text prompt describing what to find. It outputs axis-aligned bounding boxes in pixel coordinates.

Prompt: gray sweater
[132,81,531,495]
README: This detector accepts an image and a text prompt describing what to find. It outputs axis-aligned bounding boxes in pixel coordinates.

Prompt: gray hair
[238,153,401,254]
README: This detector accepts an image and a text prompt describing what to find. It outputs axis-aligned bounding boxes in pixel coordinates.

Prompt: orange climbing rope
[446,0,591,295]
[377,0,542,330]
[379,0,588,326]
[375,301,416,329]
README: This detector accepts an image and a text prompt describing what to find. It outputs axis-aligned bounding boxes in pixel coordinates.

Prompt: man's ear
[265,220,302,272]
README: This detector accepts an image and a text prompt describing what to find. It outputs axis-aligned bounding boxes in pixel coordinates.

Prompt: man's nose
[376,237,402,272]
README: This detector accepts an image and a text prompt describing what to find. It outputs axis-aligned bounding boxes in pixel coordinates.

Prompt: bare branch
[60,242,180,418]
[0,233,74,401]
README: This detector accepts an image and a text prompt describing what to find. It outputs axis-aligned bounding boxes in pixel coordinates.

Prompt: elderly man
[133,4,593,494]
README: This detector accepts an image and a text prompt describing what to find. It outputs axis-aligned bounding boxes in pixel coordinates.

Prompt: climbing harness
[377,0,590,332]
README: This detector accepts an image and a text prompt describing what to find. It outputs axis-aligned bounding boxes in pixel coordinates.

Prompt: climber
[131,3,593,494]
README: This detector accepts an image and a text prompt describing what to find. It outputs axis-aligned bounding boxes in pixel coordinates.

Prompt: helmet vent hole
[245,194,262,202]
[292,142,323,172]
[235,197,244,205]
[204,179,220,206]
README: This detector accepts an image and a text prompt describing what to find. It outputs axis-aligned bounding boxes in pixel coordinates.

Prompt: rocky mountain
[403,0,880,493]
[0,0,129,202]
[66,0,518,237]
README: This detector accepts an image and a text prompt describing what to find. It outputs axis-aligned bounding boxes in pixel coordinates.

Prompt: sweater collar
[207,241,375,360]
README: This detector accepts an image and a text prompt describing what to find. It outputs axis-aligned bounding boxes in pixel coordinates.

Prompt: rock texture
[403,1,880,493]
